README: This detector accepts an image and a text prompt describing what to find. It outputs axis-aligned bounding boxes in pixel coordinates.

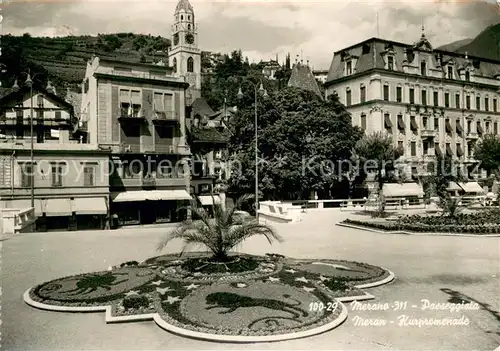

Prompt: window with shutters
[420,61,427,76]
[51,164,64,187]
[119,89,142,117]
[83,165,95,187]
[421,89,427,105]
[383,85,389,101]
[396,86,402,102]
[153,92,174,119]
[346,89,352,106]
[21,163,34,188]
[346,61,352,75]
[387,56,394,71]
[360,85,366,103]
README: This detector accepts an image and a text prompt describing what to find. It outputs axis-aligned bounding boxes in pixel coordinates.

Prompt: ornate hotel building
[324,31,500,182]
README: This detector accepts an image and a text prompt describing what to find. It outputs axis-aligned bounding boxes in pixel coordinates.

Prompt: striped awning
[397,116,405,130]
[410,117,418,131]
[458,182,484,194]
[447,181,462,191]
[384,114,392,128]
[71,197,108,215]
[112,190,192,202]
[382,183,424,197]
[42,198,72,217]
[198,195,221,206]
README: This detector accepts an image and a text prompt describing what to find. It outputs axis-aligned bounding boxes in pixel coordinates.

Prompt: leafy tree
[157,194,282,262]
[354,131,404,195]
[428,155,463,199]
[474,134,500,178]
[228,87,363,201]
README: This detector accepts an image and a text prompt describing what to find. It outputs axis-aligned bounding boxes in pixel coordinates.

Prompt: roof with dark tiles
[191,97,215,117]
[287,62,323,98]
[326,37,500,83]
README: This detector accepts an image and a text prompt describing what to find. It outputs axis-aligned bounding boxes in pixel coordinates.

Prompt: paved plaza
[3,210,500,350]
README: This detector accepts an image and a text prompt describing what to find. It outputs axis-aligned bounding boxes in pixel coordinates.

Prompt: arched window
[181,15,184,20]
[172,58,177,73]
[187,57,194,72]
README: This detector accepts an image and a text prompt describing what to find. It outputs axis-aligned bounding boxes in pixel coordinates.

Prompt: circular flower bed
[25,253,394,341]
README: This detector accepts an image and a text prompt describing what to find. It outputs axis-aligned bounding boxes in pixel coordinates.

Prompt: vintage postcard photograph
[0,0,499,350]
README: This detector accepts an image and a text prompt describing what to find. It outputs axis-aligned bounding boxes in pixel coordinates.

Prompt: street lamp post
[237,80,268,220]
[13,70,41,209]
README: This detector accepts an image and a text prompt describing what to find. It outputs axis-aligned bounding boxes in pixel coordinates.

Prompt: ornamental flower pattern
[25,253,394,342]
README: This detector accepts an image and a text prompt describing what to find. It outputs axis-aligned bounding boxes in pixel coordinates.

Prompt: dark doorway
[140,202,156,224]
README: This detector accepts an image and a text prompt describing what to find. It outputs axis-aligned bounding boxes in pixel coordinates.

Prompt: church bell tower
[169,0,201,104]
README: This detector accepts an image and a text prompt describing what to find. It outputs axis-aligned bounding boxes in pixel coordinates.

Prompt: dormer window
[447,66,453,79]
[420,61,427,76]
[387,56,394,71]
[465,71,470,81]
[346,61,352,75]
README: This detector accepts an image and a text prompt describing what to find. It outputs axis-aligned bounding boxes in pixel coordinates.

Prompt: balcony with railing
[421,129,435,138]
[152,111,179,125]
[466,132,479,140]
[110,173,186,189]
[117,113,146,124]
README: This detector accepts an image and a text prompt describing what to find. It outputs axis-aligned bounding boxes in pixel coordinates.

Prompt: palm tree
[157,194,283,262]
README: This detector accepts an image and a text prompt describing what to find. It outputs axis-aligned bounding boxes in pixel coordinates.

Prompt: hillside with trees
[0,33,171,94]
[438,23,500,61]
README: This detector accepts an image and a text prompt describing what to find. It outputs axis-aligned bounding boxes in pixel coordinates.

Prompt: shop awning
[198,195,221,206]
[112,189,192,202]
[458,182,485,194]
[42,198,72,217]
[382,183,424,197]
[447,181,462,191]
[72,197,108,215]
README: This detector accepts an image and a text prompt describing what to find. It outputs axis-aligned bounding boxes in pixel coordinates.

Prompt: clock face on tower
[173,33,179,46]
[185,33,194,45]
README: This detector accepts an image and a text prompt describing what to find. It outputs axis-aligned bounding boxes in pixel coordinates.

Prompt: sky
[2,0,500,69]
